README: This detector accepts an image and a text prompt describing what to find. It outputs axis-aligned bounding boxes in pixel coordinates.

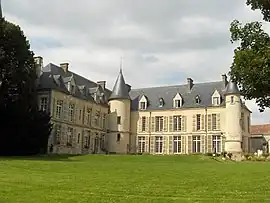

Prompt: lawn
[0,155,270,203]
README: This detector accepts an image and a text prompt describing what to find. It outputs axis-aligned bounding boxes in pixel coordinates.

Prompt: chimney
[97,81,106,90]
[60,63,69,73]
[126,84,131,92]
[187,78,193,90]
[34,56,43,77]
[222,74,228,87]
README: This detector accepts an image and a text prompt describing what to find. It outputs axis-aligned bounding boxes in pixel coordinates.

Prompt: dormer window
[159,98,164,107]
[195,95,200,104]
[211,90,221,106]
[139,95,148,110]
[213,97,220,106]
[173,93,183,108]
[140,101,146,110]
[68,82,75,94]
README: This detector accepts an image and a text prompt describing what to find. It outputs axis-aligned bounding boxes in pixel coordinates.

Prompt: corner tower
[107,69,131,154]
[224,79,242,154]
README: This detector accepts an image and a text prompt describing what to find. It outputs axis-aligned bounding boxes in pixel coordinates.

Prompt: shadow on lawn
[0,154,82,162]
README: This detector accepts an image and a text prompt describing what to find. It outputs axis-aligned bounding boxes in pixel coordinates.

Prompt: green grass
[0,155,270,203]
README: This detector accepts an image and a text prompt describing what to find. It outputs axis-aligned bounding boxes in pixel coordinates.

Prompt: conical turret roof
[224,79,241,95]
[109,69,130,101]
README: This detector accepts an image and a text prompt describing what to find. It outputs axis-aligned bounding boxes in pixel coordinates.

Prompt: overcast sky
[2,0,270,125]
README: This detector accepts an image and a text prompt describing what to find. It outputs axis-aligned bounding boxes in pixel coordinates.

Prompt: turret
[107,69,131,154]
[224,79,242,154]
[0,0,3,19]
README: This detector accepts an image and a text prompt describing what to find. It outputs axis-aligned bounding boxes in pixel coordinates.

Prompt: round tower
[224,79,242,153]
[107,69,131,154]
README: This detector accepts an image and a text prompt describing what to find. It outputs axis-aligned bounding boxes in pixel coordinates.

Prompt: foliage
[0,18,52,155]
[229,9,270,112]
[247,0,270,22]
[0,155,270,202]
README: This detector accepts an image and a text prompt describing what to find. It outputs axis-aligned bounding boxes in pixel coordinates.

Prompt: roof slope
[250,124,270,135]
[130,80,227,111]
[38,63,111,104]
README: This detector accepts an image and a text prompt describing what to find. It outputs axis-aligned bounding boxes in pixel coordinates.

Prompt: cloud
[2,0,270,124]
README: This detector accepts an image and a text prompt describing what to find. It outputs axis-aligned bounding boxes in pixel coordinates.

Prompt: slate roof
[109,69,130,101]
[129,79,249,111]
[224,80,241,95]
[38,63,111,105]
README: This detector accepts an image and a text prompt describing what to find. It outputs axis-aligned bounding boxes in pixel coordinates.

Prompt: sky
[2,0,270,125]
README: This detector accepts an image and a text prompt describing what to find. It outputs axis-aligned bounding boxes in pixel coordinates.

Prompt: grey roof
[129,81,227,111]
[224,79,241,95]
[38,63,111,105]
[109,69,130,101]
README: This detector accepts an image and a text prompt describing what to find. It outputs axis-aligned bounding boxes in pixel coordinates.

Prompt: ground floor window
[173,136,181,153]
[54,124,61,144]
[84,131,91,148]
[212,135,221,153]
[67,127,73,146]
[192,136,201,153]
[138,136,146,153]
[155,136,163,153]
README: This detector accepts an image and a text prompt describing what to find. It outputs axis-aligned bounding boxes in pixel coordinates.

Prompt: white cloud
[2,0,270,124]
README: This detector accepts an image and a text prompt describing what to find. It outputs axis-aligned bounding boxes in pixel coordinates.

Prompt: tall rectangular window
[192,136,201,153]
[212,135,221,153]
[155,116,164,132]
[54,124,61,144]
[56,100,63,119]
[40,97,48,112]
[140,102,146,110]
[68,104,75,122]
[173,116,182,131]
[173,136,181,153]
[212,114,217,130]
[138,136,146,153]
[87,108,92,125]
[141,116,146,132]
[196,114,201,130]
[155,136,163,153]
[67,127,73,146]
[117,116,121,125]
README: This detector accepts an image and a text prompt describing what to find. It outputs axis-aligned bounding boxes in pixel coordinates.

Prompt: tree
[0,18,52,155]
[229,1,270,112]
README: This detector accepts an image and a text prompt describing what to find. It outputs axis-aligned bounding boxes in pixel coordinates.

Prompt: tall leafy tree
[229,0,270,112]
[0,16,52,155]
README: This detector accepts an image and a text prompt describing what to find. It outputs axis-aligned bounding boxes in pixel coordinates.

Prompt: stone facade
[36,56,252,155]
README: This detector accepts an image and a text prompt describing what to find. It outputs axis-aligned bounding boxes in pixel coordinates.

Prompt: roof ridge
[131,80,223,91]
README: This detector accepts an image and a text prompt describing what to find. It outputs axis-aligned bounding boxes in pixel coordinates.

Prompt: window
[54,124,61,144]
[84,131,91,148]
[77,133,80,144]
[67,127,73,146]
[230,96,234,104]
[79,109,82,120]
[117,133,121,142]
[247,116,250,133]
[173,136,181,153]
[192,136,201,153]
[155,136,163,153]
[142,116,146,132]
[241,113,245,131]
[103,114,106,129]
[173,116,182,131]
[94,111,100,126]
[196,114,201,130]
[138,136,146,153]
[140,102,146,110]
[212,135,221,153]
[159,98,164,107]
[40,97,48,111]
[174,99,182,108]
[56,100,63,119]
[68,104,75,122]
[69,84,75,94]
[117,116,121,125]
[212,114,217,130]
[155,116,164,132]
[213,97,220,106]
[87,108,92,125]
[195,96,200,104]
